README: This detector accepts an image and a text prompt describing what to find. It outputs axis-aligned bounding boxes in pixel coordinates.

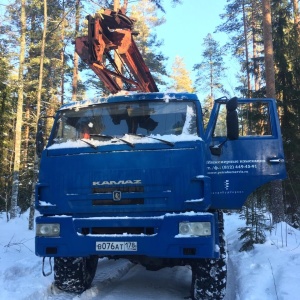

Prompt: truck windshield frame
[50,101,198,146]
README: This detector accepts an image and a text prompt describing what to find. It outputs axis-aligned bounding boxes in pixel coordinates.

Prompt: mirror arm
[209,138,228,156]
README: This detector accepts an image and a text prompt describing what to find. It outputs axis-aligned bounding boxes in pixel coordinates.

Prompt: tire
[191,234,227,300]
[54,256,98,293]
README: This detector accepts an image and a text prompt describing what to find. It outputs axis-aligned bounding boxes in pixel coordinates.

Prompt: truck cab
[35,92,286,299]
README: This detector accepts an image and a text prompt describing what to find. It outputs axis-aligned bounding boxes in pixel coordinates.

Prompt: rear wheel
[191,233,227,300]
[54,256,98,293]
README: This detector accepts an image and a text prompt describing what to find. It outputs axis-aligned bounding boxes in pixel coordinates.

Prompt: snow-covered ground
[1,210,300,300]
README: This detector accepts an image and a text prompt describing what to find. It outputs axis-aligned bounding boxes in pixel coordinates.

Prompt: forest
[0,0,299,242]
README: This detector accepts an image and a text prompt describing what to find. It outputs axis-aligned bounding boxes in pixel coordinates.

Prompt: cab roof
[59,92,199,111]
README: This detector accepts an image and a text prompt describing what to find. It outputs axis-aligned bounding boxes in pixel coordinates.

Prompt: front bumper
[35,212,220,259]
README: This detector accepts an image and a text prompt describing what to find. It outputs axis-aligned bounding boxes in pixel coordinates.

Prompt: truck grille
[92,198,144,205]
[80,227,155,235]
[92,185,144,206]
[93,186,144,193]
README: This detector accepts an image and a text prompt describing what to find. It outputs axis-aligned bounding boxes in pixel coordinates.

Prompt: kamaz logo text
[93,180,142,186]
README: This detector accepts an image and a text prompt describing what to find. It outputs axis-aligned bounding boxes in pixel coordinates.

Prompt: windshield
[50,101,198,145]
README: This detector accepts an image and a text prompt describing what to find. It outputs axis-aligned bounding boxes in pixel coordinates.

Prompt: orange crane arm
[75,9,159,94]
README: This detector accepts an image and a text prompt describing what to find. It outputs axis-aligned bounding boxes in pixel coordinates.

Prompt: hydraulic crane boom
[75,9,159,94]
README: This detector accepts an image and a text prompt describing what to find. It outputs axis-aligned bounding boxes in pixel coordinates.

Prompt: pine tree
[169,56,193,93]
[238,189,271,252]
[193,33,227,108]
[218,0,300,222]
[130,0,168,86]
[0,41,15,218]
[271,0,300,225]
[217,0,264,97]
[262,0,285,224]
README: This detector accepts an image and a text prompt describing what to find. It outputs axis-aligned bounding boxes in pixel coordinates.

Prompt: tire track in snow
[224,253,238,300]
[91,263,192,300]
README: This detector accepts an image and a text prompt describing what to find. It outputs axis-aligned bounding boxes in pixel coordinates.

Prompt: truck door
[204,98,286,209]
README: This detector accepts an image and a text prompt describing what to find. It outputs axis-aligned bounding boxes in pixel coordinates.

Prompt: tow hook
[42,257,53,276]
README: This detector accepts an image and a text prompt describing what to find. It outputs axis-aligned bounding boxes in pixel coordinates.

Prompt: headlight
[179,222,211,236]
[36,223,60,237]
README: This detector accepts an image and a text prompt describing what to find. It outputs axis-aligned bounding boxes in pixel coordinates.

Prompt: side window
[53,116,77,142]
[213,102,272,138]
[238,102,271,136]
[213,104,227,137]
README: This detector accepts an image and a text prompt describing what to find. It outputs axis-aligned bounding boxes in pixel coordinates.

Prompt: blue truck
[35,92,286,299]
[35,9,286,300]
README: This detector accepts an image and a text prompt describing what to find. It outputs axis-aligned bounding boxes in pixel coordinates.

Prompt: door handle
[268,158,285,164]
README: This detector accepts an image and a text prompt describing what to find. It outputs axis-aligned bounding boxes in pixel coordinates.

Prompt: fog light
[179,222,211,236]
[36,223,60,237]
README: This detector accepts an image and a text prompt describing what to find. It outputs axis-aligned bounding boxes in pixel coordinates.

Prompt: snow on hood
[48,134,202,150]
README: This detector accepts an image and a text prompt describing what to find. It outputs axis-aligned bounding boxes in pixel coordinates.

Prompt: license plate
[96,241,137,251]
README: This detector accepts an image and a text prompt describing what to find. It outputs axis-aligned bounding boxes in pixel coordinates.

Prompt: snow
[48,134,202,150]
[60,91,196,111]
[185,198,204,203]
[1,210,300,299]
[39,201,56,207]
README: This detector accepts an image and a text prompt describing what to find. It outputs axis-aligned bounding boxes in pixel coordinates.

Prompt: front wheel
[191,234,227,300]
[54,256,98,293]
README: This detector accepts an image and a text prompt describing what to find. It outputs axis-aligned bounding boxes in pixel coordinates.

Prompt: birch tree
[71,0,80,101]
[28,0,48,230]
[10,0,26,219]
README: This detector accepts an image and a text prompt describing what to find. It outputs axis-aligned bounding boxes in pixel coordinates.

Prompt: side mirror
[209,97,239,156]
[209,144,222,156]
[226,97,239,140]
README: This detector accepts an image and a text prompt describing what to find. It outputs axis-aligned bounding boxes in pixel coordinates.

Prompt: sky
[154,0,241,100]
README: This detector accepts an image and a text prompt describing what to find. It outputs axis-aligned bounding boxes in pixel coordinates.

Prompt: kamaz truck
[35,9,286,300]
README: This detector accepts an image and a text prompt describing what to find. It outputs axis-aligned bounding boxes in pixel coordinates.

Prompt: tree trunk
[210,55,213,104]
[10,0,26,219]
[61,0,65,105]
[122,0,128,11]
[28,0,47,230]
[114,0,123,89]
[72,0,80,102]
[23,104,30,169]
[243,0,251,97]
[292,0,300,30]
[252,2,260,92]
[262,0,285,223]
[262,0,275,98]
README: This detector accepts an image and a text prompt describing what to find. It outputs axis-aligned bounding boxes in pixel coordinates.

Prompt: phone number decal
[207,164,257,171]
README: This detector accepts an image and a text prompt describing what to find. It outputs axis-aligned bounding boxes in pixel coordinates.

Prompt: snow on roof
[59,91,199,111]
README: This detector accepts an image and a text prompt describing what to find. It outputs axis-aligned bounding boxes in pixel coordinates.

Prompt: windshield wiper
[89,134,134,148]
[128,134,174,147]
[80,138,97,149]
